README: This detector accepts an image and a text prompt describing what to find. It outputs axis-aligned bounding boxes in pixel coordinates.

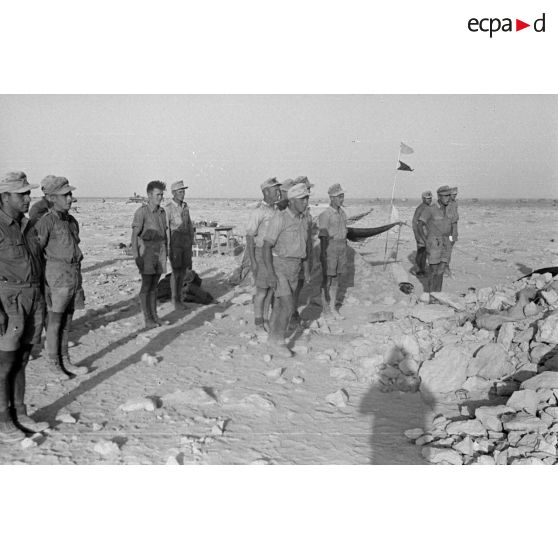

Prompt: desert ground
[1,197,556,464]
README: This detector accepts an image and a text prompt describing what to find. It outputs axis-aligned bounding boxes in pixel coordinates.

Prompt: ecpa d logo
[468,13,546,37]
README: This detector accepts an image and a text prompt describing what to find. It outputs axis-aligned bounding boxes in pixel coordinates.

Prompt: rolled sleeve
[263,213,282,246]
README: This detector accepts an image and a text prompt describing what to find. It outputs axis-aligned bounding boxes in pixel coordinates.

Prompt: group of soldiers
[246,176,349,358]
[0,171,88,443]
[412,185,459,293]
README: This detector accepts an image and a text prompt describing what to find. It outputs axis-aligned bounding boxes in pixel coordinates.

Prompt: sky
[1,94,556,199]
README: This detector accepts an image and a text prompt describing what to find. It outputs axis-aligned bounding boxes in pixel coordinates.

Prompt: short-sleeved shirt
[35,209,83,265]
[0,210,43,284]
[446,200,459,223]
[412,202,430,240]
[245,201,277,248]
[418,203,452,238]
[318,206,347,240]
[165,199,195,241]
[132,204,168,243]
[28,197,52,226]
[264,207,309,259]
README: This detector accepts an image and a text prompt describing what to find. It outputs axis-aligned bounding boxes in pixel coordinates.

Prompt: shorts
[0,285,44,350]
[273,256,302,298]
[325,240,347,277]
[45,262,80,313]
[254,247,274,289]
[138,240,167,275]
[426,235,451,265]
[169,231,193,271]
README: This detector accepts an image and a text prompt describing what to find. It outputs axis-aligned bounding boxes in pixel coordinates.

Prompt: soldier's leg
[428,263,445,293]
[321,276,333,316]
[292,278,305,323]
[171,267,187,310]
[262,290,274,331]
[254,287,269,329]
[0,350,25,442]
[149,274,163,325]
[416,246,427,276]
[60,310,88,376]
[45,310,65,373]
[268,294,294,357]
[140,274,157,329]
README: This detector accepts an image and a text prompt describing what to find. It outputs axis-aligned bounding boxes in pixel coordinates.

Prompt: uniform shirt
[418,203,452,237]
[245,201,277,248]
[446,200,459,223]
[0,209,43,284]
[165,199,195,240]
[264,207,309,259]
[412,202,430,240]
[131,204,168,243]
[318,206,347,240]
[28,197,53,226]
[35,209,83,264]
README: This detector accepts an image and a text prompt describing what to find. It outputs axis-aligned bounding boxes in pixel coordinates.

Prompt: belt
[47,258,81,266]
[0,280,41,288]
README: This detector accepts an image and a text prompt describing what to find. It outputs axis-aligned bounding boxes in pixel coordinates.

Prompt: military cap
[279,178,295,192]
[437,185,451,195]
[260,177,281,192]
[43,176,75,195]
[0,171,38,194]
[287,183,310,199]
[171,180,188,191]
[328,183,345,197]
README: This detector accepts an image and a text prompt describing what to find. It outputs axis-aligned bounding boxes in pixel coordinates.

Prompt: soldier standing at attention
[318,183,348,319]
[411,190,432,277]
[165,180,195,310]
[263,183,312,357]
[131,181,168,329]
[445,186,459,276]
[35,176,89,377]
[245,177,281,331]
[417,185,454,293]
[0,171,49,442]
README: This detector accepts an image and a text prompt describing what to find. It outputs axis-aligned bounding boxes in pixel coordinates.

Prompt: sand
[1,197,556,464]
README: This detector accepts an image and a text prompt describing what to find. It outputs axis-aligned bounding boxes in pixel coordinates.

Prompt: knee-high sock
[46,311,64,359]
[9,344,32,412]
[0,350,17,419]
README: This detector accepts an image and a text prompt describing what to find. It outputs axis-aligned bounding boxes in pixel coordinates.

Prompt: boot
[12,405,49,433]
[0,355,25,442]
[321,291,333,317]
[140,292,158,329]
[149,291,163,326]
[45,355,67,376]
[60,313,89,376]
[0,416,25,443]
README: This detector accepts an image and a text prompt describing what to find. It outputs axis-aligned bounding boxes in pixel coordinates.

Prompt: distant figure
[28,175,55,226]
[165,180,195,311]
[35,176,88,377]
[318,183,348,318]
[245,177,281,331]
[418,185,454,293]
[131,181,168,329]
[0,171,50,441]
[411,190,433,277]
[263,183,312,357]
[445,186,459,276]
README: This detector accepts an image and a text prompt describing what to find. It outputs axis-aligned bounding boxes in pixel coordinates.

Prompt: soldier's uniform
[318,204,348,277]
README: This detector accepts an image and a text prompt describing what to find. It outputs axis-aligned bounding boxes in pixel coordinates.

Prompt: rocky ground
[1,198,555,464]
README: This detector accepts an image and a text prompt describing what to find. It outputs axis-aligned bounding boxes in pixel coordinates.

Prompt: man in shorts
[0,171,49,442]
[131,180,168,329]
[263,183,312,357]
[165,180,195,310]
[318,183,348,319]
[417,185,454,293]
[411,190,433,277]
[245,177,281,331]
[35,176,89,377]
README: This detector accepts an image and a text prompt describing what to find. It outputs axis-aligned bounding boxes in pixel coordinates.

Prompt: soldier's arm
[417,210,429,245]
[262,240,277,289]
[131,209,143,258]
[34,215,51,249]
[245,235,257,272]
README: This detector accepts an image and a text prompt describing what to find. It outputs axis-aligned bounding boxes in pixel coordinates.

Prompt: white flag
[400,142,414,155]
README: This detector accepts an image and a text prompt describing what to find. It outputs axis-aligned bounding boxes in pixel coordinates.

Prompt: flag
[400,142,414,155]
[397,160,414,172]
[389,204,400,223]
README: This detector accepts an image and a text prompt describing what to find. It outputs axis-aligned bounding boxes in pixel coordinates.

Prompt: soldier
[245,177,281,331]
[263,183,312,357]
[411,190,433,277]
[318,183,348,319]
[131,180,168,329]
[417,185,454,293]
[445,186,459,276]
[28,175,55,226]
[0,171,49,442]
[165,180,195,310]
[35,176,88,377]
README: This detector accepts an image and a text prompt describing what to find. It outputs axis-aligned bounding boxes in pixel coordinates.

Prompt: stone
[419,293,431,303]
[294,345,309,355]
[462,376,494,399]
[494,380,520,397]
[432,415,450,429]
[429,292,466,311]
[161,388,217,407]
[55,411,76,424]
[119,398,156,412]
[263,354,273,363]
[497,322,515,351]
[507,389,538,415]
[410,305,455,323]
[488,431,506,440]
[514,327,534,345]
[494,449,509,465]
[542,289,558,306]
[264,367,283,379]
[475,405,514,431]
[421,447,463,465]
[523,302,540,317]
[484,293,510,311]
[404,428,424,440]
[539,314,558,344]
[536,388,555,404]
[21,438,37,449]
[419,345,472,398]
[329,367,358,381]
[446,419,487,437]
[530,344,553,364]
[543,406,558,419]
[453,436,475,456]
[325,389,349,408]
[521,371,558,391]
[415,434,434,446]
[240,394,276,411]
[395,375,420,393]
[475,455,496,465]
[141,353,158,366]
[536,437,557,456]
[502,414,548,433]
[291,376,304,384]
[93,440,120,456]
[369,311,394,323]
[511,457,545,465]
[466,343,513,381]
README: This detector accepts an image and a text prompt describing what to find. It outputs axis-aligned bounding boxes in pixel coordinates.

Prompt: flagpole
[383,144,401,270]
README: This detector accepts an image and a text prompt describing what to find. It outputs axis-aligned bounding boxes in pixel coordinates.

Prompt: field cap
[287,183,310,200]
[41,175,57,191]
[260,177,281,192]
[294,175,314,189]
[44,176,75,195]
[328,183,345,197]
[280,178,295,192]
[437,185,451,196]
[449,186,458,194]
[0,171,39,194]
[421,190,432,198]
[171,180,187,192]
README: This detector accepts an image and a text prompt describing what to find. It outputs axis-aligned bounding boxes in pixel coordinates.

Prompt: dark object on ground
[346,222,401,241]
[517,266,558,280]
[369,311,394,323]
[157,270,214,304]
[399,282,414,295]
